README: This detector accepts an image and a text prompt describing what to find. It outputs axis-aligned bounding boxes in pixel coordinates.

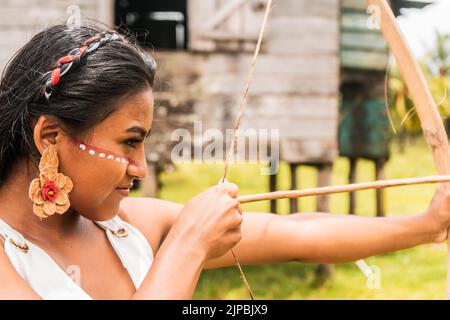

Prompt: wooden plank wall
[0,0,114,71]
[186,0,340,163]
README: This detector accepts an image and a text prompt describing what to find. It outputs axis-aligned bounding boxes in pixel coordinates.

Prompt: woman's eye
[124,139,143,149]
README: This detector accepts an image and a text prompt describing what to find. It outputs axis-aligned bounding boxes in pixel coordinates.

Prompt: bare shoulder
[118,197,183,253]
[0,240,42,299]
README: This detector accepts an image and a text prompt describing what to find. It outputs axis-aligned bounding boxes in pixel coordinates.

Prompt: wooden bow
[367,0,450,298]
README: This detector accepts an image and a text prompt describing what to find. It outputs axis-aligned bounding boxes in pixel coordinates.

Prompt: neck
[0,160,89,244]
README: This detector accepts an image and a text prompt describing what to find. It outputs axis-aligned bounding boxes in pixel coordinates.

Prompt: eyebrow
[125,126,152,138]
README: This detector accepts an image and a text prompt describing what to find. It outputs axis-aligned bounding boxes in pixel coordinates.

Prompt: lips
[116,182,133,197]
[116,188,130,196]
[117,183,133,189]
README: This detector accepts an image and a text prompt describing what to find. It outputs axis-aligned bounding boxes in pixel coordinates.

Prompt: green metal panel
[341,32,387,51]
[342,0,369,10]
[340,4,389,70]
[339,0,429,157]
[339,99,391,159]
[341,50,389,70]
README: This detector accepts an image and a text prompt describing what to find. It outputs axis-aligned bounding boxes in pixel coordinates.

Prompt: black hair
[0,24,156,185]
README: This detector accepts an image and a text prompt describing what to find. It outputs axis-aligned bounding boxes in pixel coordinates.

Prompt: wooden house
[0,0,431,211]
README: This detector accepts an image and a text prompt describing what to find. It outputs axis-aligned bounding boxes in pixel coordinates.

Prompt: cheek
[58,148,127,208]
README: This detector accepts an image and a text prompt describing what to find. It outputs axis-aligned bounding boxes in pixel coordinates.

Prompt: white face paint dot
[99,153,105,158]
[89,150,95,155]
[107,155,114,160]
[121,158,128,164]
[80,144,86,150]
[115,157,121,162]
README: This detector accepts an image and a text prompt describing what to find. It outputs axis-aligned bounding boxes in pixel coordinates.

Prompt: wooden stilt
[269,169,277,214]
[289,163,298,214]
[375,158,386,217]
[315,163,333,282]
[349,158,357,215]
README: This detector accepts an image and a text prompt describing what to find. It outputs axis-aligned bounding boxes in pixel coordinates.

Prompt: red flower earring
[28,145,73,220]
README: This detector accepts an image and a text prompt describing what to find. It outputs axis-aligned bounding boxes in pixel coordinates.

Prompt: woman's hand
[424,185,450,243]
[170,182,243,261]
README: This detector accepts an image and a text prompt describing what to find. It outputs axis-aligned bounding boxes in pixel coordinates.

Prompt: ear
[33,115,65,155]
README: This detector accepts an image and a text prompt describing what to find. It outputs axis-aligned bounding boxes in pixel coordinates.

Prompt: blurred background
[1,0,450,299]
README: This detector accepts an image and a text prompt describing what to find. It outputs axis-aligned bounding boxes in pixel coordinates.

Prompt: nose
[126,147,148,180]
[127,160,148,180]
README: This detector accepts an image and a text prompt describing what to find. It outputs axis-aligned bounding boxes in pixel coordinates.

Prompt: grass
[132,138,448,299]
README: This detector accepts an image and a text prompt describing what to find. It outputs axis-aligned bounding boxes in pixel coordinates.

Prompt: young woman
[0,24,449,300]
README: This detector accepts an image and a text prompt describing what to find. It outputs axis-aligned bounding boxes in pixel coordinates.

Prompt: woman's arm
[131,226,206,299]
[205,187,450,268]
[204,210,437,268]
[128,183,243,299]
[126,187,450,281]
[126,196,441,269]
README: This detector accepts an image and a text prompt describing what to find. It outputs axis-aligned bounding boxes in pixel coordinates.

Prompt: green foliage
[388,31,450,135]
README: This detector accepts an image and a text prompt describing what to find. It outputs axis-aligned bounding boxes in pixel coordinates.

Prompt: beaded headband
[43,31,124,100]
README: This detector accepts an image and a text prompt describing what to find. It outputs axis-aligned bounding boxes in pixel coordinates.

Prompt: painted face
[56,88,154,221]
[69,137,146,168]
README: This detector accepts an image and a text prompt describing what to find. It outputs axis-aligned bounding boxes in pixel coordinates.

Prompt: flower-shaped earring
[28,144,73,220]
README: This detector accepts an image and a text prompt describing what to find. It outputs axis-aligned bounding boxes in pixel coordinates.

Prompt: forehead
[96,89,154,132]
[112,89,154,122]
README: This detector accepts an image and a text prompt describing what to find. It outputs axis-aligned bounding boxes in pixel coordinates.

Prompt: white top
[0,216,153,300]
